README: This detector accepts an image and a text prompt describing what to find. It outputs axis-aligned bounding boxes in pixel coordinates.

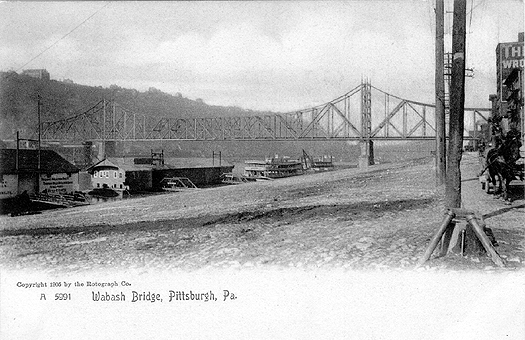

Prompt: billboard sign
[497,41,524,102]
[39,173,78,195]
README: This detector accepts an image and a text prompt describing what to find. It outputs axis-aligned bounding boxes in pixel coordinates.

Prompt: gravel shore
[1,153,524,274]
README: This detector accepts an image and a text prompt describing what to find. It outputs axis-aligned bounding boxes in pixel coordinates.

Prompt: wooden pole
[102,99,106,158]
[466,215,505,268]
[37,95,42,194]
[416,210,455,268]
[16,131,19,172]
[435,0,446,185]
[445,0,466,209]
[16,131,20,195]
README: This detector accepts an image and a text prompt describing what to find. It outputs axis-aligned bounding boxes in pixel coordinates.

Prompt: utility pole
[37,94,42,194]
[16,131,20,195]
[418,0,506,267]
[102,99,106,159]
[435,0,446,185]
[445,0,466,209]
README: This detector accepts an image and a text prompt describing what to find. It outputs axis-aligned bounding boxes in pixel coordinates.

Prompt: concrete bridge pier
[94,141,118,160]
[358,140,374,168]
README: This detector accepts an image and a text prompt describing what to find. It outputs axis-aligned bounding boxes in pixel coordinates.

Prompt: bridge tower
[359,78,374,167]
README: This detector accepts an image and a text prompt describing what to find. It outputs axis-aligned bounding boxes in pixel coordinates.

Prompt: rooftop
[0,148,79,174]
[87,157,233,172]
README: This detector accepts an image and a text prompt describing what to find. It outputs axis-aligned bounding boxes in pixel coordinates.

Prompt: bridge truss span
[40,81,490,143]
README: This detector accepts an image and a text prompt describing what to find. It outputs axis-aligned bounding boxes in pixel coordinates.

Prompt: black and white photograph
[0,1,524,339]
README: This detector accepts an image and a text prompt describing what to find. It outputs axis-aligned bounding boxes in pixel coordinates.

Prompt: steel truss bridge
[40,80,490,143]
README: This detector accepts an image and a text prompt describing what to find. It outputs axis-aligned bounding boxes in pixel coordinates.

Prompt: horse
[483,130,523,203]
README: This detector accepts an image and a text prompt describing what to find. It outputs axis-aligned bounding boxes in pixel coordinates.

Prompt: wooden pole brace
[466,215,505,268]
[416,210,455,268]
[416,208,506,268]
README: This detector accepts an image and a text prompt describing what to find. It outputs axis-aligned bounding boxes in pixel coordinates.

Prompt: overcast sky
[1,1,523,112]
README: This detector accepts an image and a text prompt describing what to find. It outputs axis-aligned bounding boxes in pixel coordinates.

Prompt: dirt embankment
[0,154,523,273]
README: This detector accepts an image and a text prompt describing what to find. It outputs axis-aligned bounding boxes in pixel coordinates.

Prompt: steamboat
[244,155,303,180]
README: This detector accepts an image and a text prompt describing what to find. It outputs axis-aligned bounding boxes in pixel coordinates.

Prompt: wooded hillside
[0,71,274,139]
[0,71,433,164]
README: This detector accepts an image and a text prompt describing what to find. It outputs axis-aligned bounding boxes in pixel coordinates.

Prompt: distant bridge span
[40,80,490,143]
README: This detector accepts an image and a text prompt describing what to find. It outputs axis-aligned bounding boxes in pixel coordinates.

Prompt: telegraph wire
[468,0,474,33]
[16,2,111,72]
[426,0,436,38]
[467,0,487,17]
[465,0,489,78]
[467,0,486,34]
[466,0,475,77]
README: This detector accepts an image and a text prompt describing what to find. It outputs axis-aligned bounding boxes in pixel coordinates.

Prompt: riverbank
[1,153,523,273]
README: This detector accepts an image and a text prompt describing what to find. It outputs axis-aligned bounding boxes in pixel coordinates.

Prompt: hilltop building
[21,69,50,81]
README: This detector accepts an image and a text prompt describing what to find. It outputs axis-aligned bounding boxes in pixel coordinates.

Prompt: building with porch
[86,156,234,192]
[86,158,152,191]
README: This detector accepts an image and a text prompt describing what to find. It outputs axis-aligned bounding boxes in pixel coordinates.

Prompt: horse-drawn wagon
[478,129,524,202]
[477,55,524,203]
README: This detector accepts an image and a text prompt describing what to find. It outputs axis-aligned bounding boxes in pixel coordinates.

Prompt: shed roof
[162,157,233,169]
[87,158,152,173]
[86,157,233,173]
[0,148,79,174]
